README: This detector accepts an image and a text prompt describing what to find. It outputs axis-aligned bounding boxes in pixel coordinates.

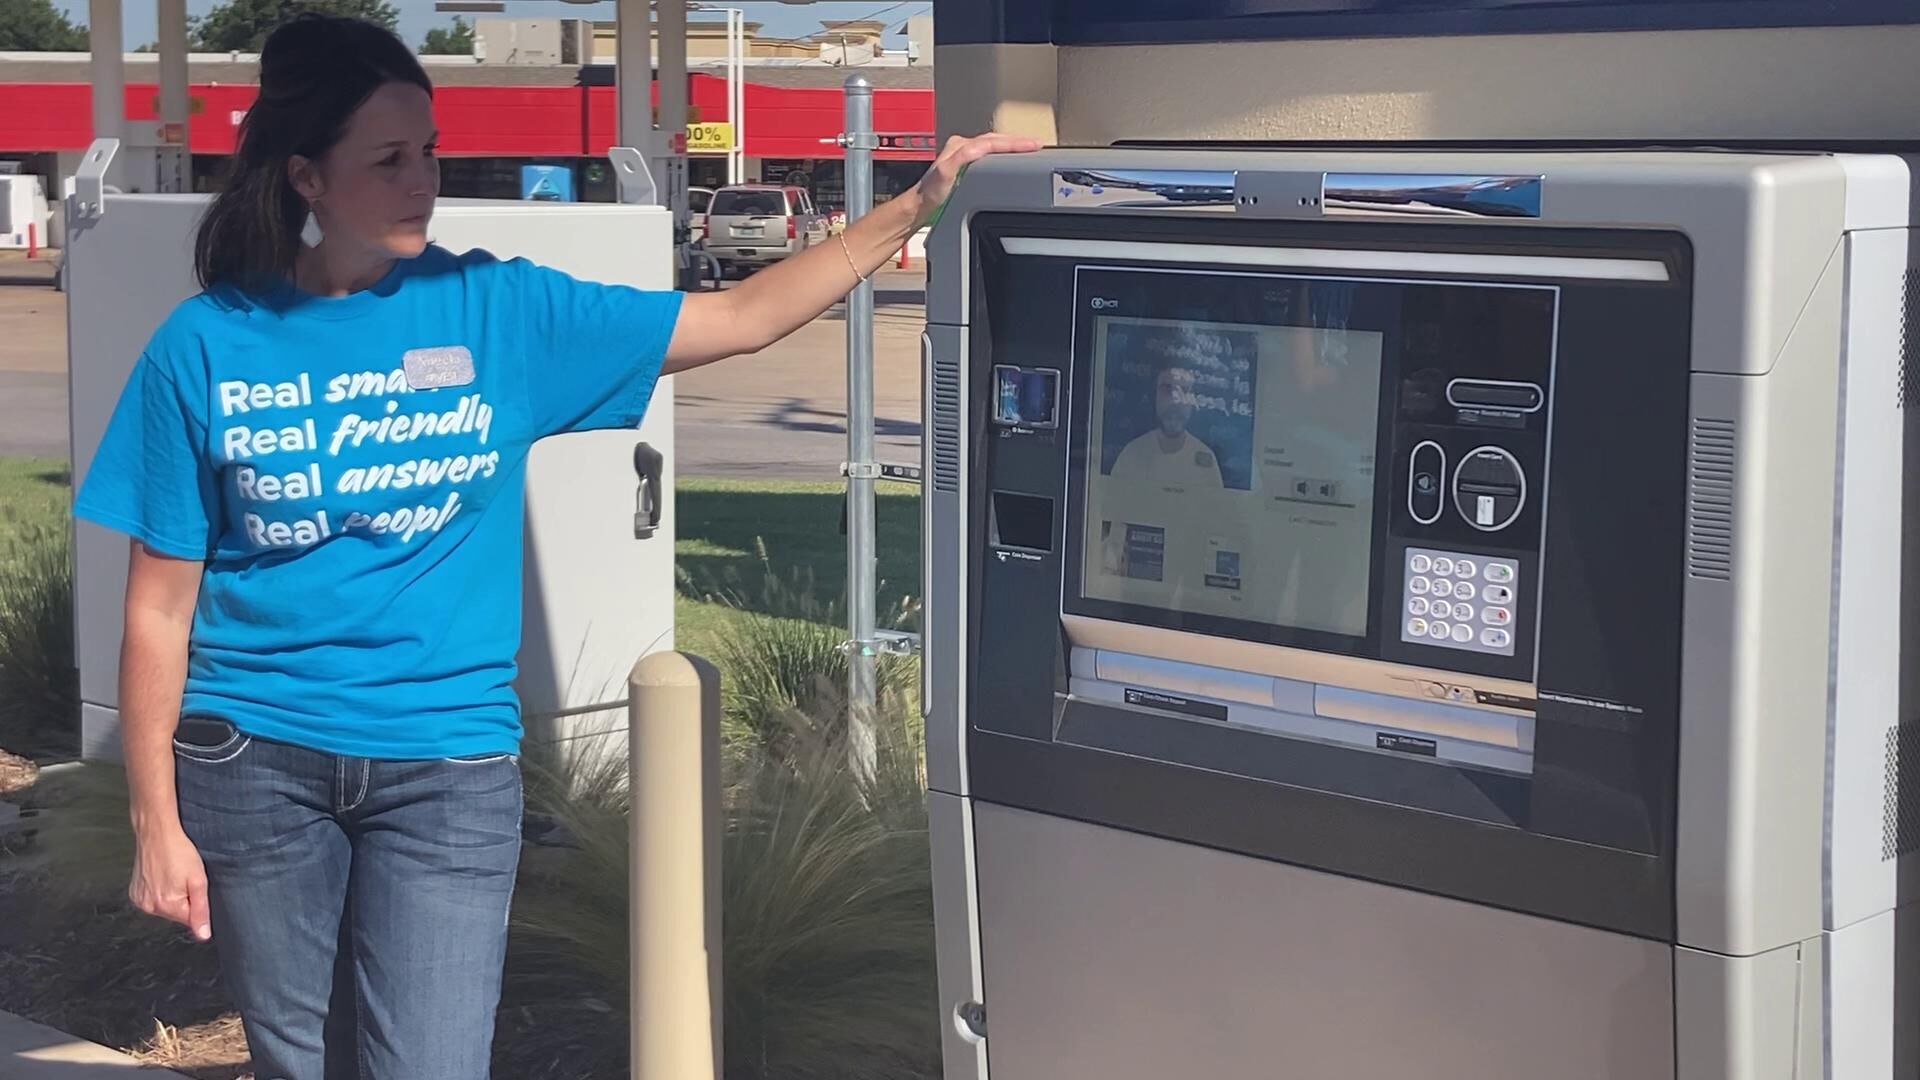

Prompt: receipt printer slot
[1448,380,1544,412]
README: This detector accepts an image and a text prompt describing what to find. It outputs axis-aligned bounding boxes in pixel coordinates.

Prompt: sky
[52,0,932,53]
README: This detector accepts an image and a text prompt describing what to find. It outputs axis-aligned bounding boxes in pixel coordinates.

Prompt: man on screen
[1109,362,1226,489]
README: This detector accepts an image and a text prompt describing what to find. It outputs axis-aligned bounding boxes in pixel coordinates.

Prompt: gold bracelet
[838,232,869,284]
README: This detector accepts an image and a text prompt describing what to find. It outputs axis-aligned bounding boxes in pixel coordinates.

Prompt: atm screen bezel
[1058,261,1561,669]
[962,210,1696,941]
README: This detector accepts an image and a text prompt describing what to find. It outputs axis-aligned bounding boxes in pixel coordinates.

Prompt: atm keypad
[1401,547,1519,657]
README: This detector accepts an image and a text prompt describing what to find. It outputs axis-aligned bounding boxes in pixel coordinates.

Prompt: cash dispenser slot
[990,491,1056,553]
[1069,647,1535,774]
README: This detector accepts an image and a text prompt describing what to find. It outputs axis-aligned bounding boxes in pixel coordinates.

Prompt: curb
[0,1010,193,1077]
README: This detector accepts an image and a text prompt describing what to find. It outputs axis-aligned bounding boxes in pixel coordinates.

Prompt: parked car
[703,184,828,275]
[689,185,714,244]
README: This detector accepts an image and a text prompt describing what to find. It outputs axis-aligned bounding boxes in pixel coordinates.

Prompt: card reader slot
[1069,676,1533,776]
[1084,647,1310,712]
[1316,686,1533,752]
[1054,698,1533,826]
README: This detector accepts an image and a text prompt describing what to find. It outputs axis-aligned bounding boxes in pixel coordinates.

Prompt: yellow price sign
[686,122,735,153]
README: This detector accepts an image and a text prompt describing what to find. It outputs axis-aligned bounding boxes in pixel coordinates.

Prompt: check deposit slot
[922,150,1919,1080]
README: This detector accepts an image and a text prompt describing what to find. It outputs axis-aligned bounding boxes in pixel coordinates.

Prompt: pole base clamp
[838,632,921,658]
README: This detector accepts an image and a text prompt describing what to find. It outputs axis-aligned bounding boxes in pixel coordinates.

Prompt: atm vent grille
[930,344,962,493]
[1901,268,1917,410]
[1886,725,1919,860]
[1686,418,1737,581]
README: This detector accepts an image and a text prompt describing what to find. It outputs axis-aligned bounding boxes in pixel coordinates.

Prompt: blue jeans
[173,716,523,1080]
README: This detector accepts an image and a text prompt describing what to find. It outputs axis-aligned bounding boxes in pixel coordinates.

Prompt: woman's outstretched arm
[663,132,1041,374]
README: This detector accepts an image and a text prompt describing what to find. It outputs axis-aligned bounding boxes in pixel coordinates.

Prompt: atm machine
[922,150,1918,1078]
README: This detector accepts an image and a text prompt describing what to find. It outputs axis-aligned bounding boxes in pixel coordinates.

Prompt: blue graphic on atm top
[521,164,576,203]
[1099,321,1257,491]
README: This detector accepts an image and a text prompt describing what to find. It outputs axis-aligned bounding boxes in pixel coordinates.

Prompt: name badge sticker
[402,346,476,390]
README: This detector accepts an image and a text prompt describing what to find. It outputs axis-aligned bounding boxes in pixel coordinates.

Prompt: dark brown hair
[193,13,433,294]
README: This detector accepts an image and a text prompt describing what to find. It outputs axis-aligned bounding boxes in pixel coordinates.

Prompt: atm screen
[1081,312,1385,637]
[1061,263,1557,662]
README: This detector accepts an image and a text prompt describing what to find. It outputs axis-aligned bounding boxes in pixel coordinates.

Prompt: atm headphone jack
[956,1001,988,1041]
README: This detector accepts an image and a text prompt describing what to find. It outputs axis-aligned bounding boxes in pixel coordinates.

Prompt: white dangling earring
[301,202,324,248]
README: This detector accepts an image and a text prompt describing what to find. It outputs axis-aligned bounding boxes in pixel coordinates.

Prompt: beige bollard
[628,650,724,1080]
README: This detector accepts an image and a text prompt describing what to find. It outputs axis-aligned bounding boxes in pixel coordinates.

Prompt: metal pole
[614,0,650,149]
[87,0,125,189]
[156,0,191,194]
[727,10,740,185]
[843,73,878,780]
[658,0,690,246]
[627,651,723,1080]
[734,12,746,184]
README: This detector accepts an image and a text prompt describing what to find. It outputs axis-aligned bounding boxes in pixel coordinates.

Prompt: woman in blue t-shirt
[73,13,1036,1078]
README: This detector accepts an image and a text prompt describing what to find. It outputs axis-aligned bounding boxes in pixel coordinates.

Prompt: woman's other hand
[131,823,213,941]
[908,131,1046,228]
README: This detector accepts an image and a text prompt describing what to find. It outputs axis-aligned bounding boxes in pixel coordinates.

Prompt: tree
[0,0,89,51]
[190,0,400,53]
[420,15,473,56]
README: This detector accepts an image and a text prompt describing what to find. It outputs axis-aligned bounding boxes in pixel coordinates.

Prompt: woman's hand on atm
[664,130,1043,373]
[908,131,1047,228]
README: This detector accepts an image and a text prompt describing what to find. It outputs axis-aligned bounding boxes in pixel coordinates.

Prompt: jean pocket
[172,716,252,764]
[444,752,519,765]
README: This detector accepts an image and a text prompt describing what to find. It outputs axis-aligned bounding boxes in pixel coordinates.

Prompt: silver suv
[704,184,828,275]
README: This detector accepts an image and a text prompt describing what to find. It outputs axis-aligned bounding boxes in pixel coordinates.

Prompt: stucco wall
[940,25,1920,147]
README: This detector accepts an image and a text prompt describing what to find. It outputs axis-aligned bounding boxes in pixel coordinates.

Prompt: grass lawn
[673,476,923,656]
[0,455,918,655]
[0,456,68,555]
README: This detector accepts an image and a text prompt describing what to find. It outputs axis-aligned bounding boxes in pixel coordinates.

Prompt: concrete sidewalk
[0,249,58,287]
[0,1011,189,1078]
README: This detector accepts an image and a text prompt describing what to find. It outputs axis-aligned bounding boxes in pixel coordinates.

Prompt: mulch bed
[0,752,625,1079]
[0,750,36,798]
[0,745,252,1078]
[0,868,249,1077]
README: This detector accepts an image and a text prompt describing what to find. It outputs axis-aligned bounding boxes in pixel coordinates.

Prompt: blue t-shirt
[73,244,685,760]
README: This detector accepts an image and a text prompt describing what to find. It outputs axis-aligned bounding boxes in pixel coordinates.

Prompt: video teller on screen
[1107,362,1227,490]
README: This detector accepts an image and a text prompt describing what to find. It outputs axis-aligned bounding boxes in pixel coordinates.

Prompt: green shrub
[505,688,939,1080]
[718,696,937,1080]
[706,612,918,767]
[0,519,79,759]
[679,539,919,766]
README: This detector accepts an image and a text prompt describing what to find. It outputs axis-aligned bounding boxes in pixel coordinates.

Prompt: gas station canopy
[85,0,720,218]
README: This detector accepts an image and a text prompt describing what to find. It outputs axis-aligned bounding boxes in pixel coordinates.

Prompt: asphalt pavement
[0,254,928,479]
[0,257,68,460]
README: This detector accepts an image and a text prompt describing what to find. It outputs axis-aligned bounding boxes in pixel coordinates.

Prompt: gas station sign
[687,122,735,153]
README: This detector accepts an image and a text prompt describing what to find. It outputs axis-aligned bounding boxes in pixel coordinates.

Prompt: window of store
[688,157,730,192]
[439,158,535,201]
